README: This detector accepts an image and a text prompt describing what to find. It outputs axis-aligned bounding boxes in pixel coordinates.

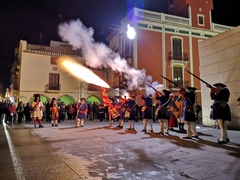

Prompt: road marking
[3,121,26,180]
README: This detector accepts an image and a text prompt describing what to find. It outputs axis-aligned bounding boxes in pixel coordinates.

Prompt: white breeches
[158,119,168,133]
[143,119,153,130]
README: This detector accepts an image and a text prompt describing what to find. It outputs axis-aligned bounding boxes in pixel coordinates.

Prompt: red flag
[101,87,110,106]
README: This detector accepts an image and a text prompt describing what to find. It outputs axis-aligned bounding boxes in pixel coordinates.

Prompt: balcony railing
[121,7,189,26]
[121,7,233,33]
[45,84,61,92]
[168,51,188,61]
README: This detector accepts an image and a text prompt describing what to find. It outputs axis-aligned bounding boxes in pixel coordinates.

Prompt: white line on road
[3,121,26,180]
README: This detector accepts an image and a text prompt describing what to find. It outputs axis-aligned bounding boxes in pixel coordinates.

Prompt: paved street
[1,119,240,180]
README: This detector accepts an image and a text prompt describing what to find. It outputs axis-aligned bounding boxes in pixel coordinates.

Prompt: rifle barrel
[161,75,180,88]
[185,69,210,85]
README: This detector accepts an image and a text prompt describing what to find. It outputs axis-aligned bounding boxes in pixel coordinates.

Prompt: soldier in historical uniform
[50,98,60,127]
[125,95,136,130]
[31,94,44,128]
[174,95,185,131]
[76,98,88,127]
[115,97,127,128]
[179,86,198,139]
[138,94,153,132]
[207,83,231,144]
[154,89,171,135]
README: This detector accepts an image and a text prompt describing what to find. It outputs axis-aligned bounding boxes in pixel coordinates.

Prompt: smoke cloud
[58,19,162,92]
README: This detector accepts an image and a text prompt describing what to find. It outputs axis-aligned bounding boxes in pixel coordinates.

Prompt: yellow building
[11,40,108,105]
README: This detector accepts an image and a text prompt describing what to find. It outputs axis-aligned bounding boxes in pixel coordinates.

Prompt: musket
[185,69,212,87]
[145,82,162,95]
[161,75,181,88]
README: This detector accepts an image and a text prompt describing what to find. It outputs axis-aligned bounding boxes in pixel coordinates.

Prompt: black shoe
[119,126,123,128]
[165,132,169,134]
[192,135,198,138]
[39,125,44,128]
[218,140,227,144]
[226,138,230,142]
[169,128,174,131]
[156,132,163,135]
[116,125,121,128]
[148,130,153,132]
[141,130,147,132]
[127,128,132,130]
[132,128,135,130]
[34,125,36,128]
[81,125,84,127]
[55,124,58,127]
[183,137,192,139]
[52,124,54,127]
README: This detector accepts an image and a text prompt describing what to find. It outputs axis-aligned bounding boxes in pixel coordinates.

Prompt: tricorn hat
[187,86,197,91]
[163,89,171,96]
[213,83,226,88]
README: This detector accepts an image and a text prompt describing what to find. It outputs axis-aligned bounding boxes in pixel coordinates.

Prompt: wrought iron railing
[168,51,188,61]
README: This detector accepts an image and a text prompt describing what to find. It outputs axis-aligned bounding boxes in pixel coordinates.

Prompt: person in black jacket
[207,83,231,144]
[179,87,198,139]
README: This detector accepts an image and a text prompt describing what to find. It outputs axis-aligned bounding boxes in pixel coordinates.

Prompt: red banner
[101,87,110,106]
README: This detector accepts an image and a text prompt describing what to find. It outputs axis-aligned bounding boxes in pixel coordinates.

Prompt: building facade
[11,40,108,105]
[108,0,233,107]
[199,26,240,130]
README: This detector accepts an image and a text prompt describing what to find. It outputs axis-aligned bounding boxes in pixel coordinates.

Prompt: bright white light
[127,24,136,39]
[57,56,110,88]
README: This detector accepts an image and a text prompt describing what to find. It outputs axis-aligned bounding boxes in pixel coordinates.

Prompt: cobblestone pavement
[1,119,240,180]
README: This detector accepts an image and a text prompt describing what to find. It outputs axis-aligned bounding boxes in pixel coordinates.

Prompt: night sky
[0,0,239,92]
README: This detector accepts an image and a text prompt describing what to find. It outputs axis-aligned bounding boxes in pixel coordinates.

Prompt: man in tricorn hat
[179,86,198,139]
[50,97,59,127]
[76,98,88,127]
[154,89,171,135]
[32,94,44,128]
[207,82,231,144]
[138,93,153,133]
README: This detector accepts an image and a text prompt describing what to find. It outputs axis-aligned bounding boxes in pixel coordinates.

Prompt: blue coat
[126,99,136,120]
[77,102,88,119]
[182,91,196,122]
[141,96,152,119]
[211,88,231,121]
[155,95,169,119]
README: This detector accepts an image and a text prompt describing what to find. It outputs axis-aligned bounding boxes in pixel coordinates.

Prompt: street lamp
[127,24,136,39]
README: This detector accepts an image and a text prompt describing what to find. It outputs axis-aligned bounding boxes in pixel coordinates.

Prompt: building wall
[137,29,163,82]
[17,40,103,104]
[199,26,240,130]
[19,52,80,103]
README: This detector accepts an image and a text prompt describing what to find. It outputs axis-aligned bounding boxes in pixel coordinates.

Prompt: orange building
[108,0,232,105]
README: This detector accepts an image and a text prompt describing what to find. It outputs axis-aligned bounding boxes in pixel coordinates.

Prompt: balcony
[168,51,188,61]
[168,51,188,67]
[45,84,61,92]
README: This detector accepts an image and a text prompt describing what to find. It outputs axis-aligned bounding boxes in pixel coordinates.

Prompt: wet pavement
[0,119,240,180]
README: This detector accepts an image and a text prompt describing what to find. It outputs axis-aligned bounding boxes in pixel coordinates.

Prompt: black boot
[179,123,182,131]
